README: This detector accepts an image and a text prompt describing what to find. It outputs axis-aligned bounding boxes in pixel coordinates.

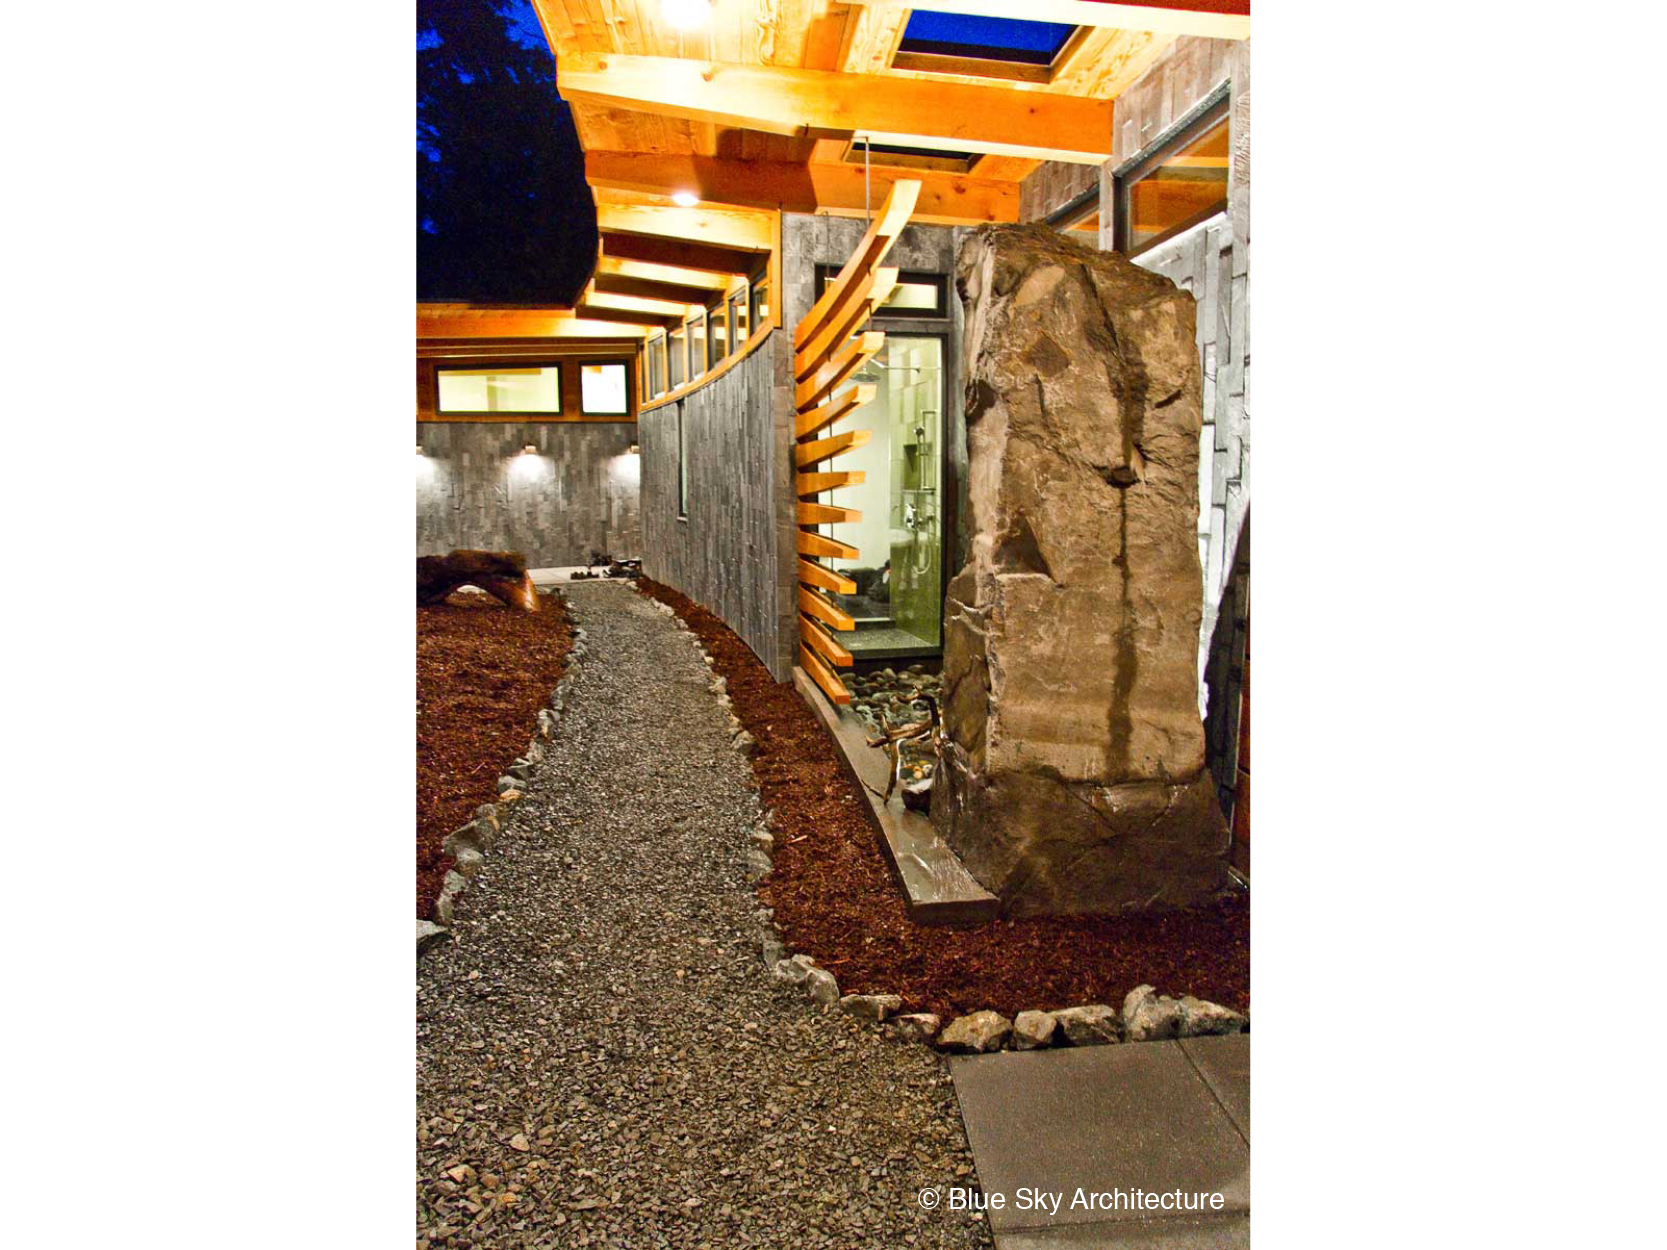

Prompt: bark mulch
[416,590,574,919]
[636,576,1249,1022]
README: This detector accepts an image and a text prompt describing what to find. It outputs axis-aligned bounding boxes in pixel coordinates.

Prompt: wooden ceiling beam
[600,232,763,277]
[579,286,699,318]
[593,253,732,290]
[559,55,1115,164]
[572,303,681,328]
[594,200,775,252]
[971,155,1044,182]
[417,309,648,340]
[590,271,722,307]
[585,151,1017,225]
[839,0,1250,40]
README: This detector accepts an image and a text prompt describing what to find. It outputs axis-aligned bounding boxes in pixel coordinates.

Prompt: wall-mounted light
[416,444,425,455]
[671,190,700,208]
[628,443,641,455]
[662,0,711,32]
[511,443,545,481]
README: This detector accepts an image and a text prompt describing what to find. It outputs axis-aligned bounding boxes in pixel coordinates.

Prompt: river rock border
[637,586,1251,1053]
[416,616,590,956]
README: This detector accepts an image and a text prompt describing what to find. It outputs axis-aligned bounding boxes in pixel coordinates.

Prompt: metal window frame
[1112,83,1231,258]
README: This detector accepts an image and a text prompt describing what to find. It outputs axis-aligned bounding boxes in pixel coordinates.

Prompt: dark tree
[418,0,597,305]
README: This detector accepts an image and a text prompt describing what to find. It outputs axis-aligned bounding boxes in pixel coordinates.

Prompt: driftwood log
[865,694,940,810]
[417,550,538,611]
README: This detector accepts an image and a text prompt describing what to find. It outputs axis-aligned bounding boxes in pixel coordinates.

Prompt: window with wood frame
[668,324,686,389]
[435,364,562,415]
[1115,98,1230,257]
[580,361,630,417]
[687,312,707,382]
[645,332,666,399]
[728,287,749,346]
[748,271,770,336]
[707,298,727,369]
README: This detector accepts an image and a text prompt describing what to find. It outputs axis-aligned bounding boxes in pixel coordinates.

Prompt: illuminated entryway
[821,335,945,658]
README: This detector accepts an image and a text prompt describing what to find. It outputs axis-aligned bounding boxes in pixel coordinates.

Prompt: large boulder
[933,224,1230,914]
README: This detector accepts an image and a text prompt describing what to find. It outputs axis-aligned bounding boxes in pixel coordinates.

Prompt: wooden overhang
[535,0,1247,228]
[420,4,1247,406]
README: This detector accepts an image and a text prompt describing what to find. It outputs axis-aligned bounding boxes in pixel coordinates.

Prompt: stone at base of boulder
[839,994,902,1021]
[937,1011,1012,1053]
[770,958,810,988]
[890,1013,942,1042]
[934,755,1231,915]
[417,920,449,953]
[1123,985,1247,1040]
[1178,995,1248,1036]
[1052,1004,1123,1046]
[803,967,840,1004]
[1011,1010,1058,1050]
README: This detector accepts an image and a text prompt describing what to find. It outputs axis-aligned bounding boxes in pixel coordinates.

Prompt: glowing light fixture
[662,0,711,32]
[522,443,538,455]
[671,189,700,208]
[628,443,641,455]
[416,445,425,455]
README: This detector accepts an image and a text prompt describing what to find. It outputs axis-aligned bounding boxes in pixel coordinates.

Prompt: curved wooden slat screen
[792,179,921,705]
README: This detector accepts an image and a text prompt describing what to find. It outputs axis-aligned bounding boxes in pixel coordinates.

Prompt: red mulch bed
[417,590,574,919]
[636,576,1249,1021]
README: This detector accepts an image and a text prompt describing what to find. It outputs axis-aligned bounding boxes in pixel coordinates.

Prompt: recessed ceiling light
[662,0,711,33]
[671,190,700,208]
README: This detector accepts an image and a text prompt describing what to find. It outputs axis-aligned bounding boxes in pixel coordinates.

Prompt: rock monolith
[932,223,1231,914]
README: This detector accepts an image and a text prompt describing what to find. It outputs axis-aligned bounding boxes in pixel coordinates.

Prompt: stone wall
[416,421,641,567]
[1103,36,1251,833]
[637,343,797,680]
[1018,162,1099,224]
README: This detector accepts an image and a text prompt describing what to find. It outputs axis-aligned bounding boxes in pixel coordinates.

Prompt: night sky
[417,0,597,306]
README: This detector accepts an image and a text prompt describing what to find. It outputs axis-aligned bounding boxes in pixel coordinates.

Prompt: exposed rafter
[585,152,1018,225]
[417,307,647,340]
[594,253,731,291]
[558,55,1116,164]
[590,271,723,307]
[600,233,763,277]
[594,200,775,252]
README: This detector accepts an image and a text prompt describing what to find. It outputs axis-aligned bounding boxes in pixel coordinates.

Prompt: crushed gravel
[416,582,991,1249]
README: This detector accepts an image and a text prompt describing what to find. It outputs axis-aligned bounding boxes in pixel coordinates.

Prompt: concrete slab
[997,1214,1248,1249]
[1178,1035,1249,1140]
[794,667,999,926]
[949,1043,1249,1249]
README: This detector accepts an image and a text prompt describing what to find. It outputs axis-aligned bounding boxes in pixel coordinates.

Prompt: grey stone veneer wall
[634,214,965,684]
[1104,36,1251,826]
[638,344,797,680]
[416,422,641,568]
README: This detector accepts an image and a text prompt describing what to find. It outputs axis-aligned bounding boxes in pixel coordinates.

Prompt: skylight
[897,12,1077,66]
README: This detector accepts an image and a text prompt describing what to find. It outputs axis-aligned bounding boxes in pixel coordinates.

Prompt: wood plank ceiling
[421,1,1245,343]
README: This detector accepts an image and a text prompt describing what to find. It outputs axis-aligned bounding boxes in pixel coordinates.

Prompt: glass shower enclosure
[819,335,944,658]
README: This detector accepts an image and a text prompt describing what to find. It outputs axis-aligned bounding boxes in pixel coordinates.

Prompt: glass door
[822,335,944,657]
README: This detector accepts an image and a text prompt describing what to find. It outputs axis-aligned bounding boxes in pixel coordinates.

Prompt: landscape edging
[641,584,1251,1056]
[417,605,588,957]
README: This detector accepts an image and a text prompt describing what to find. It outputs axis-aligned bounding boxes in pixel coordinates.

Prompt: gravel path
[417,582,991,1250]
